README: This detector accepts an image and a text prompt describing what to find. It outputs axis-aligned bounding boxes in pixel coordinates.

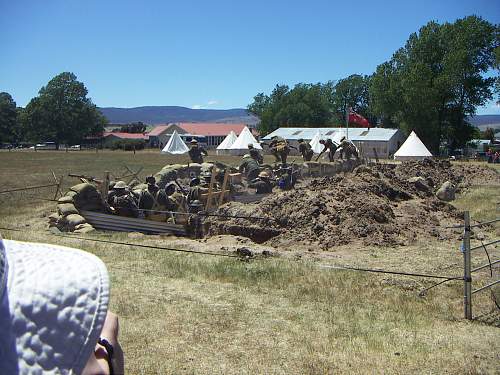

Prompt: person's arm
[82,312,124,375]
[316,145,327,160]
[202,148,208,156]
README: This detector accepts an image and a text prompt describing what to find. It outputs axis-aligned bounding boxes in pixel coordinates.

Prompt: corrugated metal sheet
[262,127,400,142]
[81,210,186,235]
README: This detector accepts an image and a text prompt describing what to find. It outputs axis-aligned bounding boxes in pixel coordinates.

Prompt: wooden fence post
[463,211,472,320]
[102,171,110,201]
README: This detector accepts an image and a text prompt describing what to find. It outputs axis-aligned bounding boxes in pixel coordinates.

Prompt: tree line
[248,16,499,153]
[0,72,107,148]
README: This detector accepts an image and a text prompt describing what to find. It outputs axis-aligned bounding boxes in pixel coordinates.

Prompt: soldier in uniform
[239,154,261,181]
[316,139,339,162]
[268,136,291,164]
[138,176,168,220]
[297,138,314,161]
[247,143,263,164]
[187,200,204,238]
[338,137,359,160]
[248,171,274,194]
[188,139,208,164]
[199,171,215,189]
[187,177,208,205]
[110,181,139,218]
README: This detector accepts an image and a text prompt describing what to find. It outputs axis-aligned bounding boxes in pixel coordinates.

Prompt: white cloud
[192,100,219,109]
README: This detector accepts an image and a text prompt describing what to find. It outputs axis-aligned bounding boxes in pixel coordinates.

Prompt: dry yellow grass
[1,150,499,374]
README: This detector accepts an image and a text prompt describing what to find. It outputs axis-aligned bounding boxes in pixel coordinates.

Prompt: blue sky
[1,0,499,114]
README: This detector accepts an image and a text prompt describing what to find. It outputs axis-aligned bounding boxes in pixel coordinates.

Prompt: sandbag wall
[49,182,106,233]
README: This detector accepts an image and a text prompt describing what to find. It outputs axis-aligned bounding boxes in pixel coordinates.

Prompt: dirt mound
[208,160,497,249]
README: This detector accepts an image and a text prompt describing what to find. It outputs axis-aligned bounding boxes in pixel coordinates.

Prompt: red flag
[348,110,370,128]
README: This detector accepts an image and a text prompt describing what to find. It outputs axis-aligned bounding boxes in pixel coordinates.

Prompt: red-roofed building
[148,123,255,149]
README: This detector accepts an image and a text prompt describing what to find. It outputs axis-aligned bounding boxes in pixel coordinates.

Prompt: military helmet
[258,171,270,179]
[297,138,304,143]
[114,181,127,189]
[146,176,156,185]
[164,182,176,194]
[319,139,326,144]
[200,171,212,180]
[190,177,201,187]
[247,143,254,149]
[189,200,204,208]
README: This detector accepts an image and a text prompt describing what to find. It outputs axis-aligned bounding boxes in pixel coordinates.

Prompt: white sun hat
[0,237,110,374]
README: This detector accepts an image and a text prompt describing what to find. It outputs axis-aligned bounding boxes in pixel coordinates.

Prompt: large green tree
[248,83,335,134]
[0,92,18,144]
[22,72,107,147]
[370,16,498,153]
[331,74,373,125]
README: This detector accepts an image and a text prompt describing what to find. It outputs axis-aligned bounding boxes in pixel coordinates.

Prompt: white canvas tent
[309,131,324,154]
[229,126,262,155]
[161,130,189,154]
[393,131,433,160]
[216,131,238,155]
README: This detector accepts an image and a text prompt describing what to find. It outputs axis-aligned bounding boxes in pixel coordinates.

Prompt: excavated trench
[205,160,500,248]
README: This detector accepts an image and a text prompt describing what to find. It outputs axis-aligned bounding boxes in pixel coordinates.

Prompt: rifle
[174,179,188,195]
[68,173,103,184]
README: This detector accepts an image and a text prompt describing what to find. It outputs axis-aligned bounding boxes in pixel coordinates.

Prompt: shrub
[109,139,146,151]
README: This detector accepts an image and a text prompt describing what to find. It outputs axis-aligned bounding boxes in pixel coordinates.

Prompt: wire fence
[0,210,498,319]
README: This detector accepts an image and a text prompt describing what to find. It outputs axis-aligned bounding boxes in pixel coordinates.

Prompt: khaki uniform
[298,141,314,161]
[269,137,290,163]
[339,140,359,160]
[248,178,273,194]
[239,158,261,181]
[188,146,208,164]
[112,192,139,218]
[249,148,263,164]
[318,139,338,162]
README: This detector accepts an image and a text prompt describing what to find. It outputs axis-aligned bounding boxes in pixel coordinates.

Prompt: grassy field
[1,150,499,374]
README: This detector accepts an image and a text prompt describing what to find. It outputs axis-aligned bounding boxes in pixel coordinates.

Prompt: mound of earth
[207,160,498,249]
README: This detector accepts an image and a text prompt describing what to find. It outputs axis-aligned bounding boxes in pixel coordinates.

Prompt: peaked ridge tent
[393,131,433,160]
[216,131,238,155]
[161,130,189,154]
[229,126,262,155]
[309,131,325,154]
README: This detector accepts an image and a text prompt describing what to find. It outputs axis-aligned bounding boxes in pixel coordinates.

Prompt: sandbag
[65,191,77,198]
[58,195,74,203]
[64,214,86,228]
[70,183,97,195]
[58,203,79,216]
[436,181,455,202]
[48,213,60,226]
[74,223,95,233]
[134,183,148,191]
[156,169,179,189]
[162,163,184,171]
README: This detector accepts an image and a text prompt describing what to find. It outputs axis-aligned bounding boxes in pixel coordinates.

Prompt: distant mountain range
[468,114,500,130]
[99,106,259,126]
[98,106,500,131]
